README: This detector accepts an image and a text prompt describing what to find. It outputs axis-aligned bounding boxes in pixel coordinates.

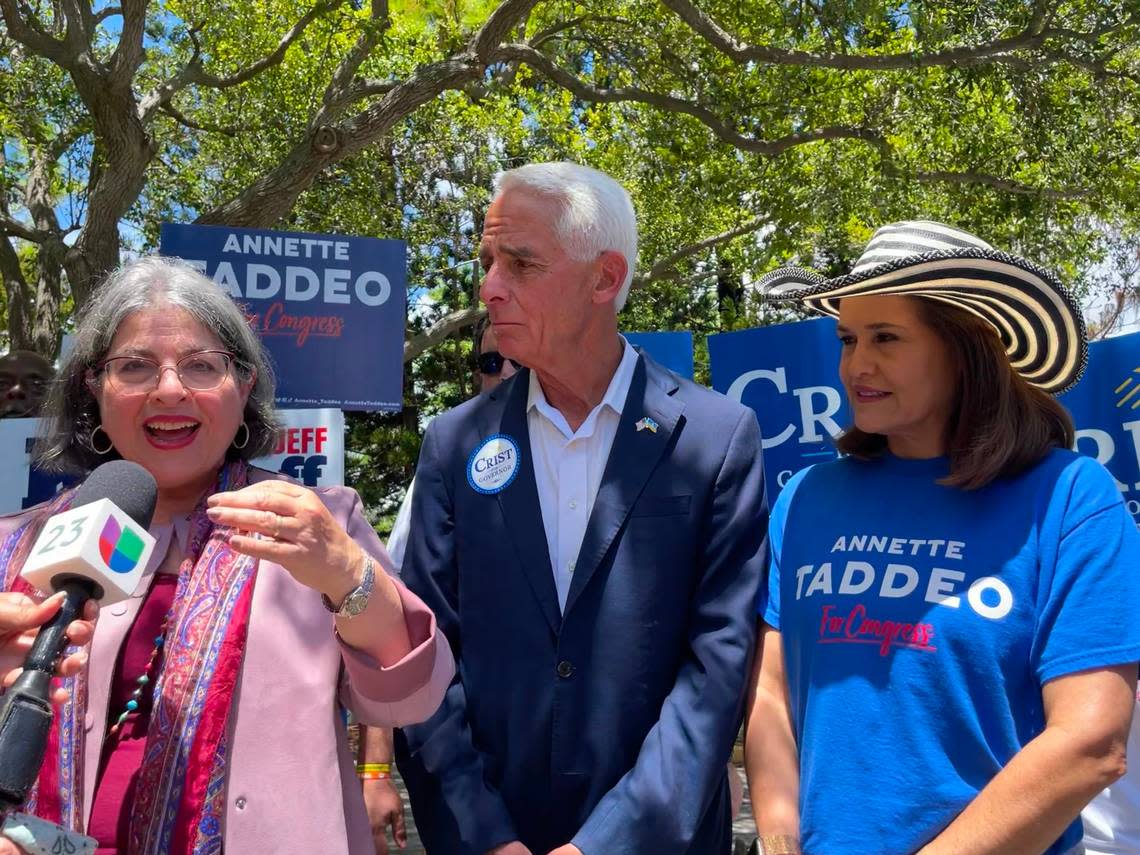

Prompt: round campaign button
[466,434,521,495]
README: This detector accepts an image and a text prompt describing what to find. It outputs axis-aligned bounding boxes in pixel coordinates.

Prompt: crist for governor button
[466,434,521,495]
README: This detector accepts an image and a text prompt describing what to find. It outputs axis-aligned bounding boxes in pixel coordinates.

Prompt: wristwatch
[321,554,375,618]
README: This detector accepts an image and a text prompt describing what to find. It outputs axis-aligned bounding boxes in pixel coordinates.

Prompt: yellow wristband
[355,763,391,774]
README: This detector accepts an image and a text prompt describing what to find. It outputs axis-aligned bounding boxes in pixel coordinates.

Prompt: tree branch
[1037,47,1140,84]
[109,0,149,78]
[317,0,391,119]
[55,0,97,53]
[194,0,344,88]
[0,213,51,243]
[0,232,31,351]
[344,78,398,100]
[912,170,1087,198]
[159,102,241,136]
[528,15,630,50]
[403,306,485,363]
[503,43,1092,199]
[879,157,1090,199]
[472,0,541,61]
[0,234,27,291]
[140,0,344,122]
[197,0,541,227]
[632,217,767,289]
[93,5,122,24]
[0,0,78,65]
[660,0,1129,70]
[1026,0,1053,36]
[494,43,881,155]
[1088,289,1128,340]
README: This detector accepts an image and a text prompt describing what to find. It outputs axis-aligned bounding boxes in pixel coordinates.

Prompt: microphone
[0,460,158,811]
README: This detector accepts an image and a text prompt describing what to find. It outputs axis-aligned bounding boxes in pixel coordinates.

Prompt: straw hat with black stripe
[758,220,1088,394]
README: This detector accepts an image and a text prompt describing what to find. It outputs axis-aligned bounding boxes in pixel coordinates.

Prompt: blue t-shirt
[763,449,1140,855]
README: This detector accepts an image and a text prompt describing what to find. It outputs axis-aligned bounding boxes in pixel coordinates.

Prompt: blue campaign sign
[1060,330,1140,527]
[160,223,406,411]
[709,319,1140,527]
[708,318,847,501]
[625,330,694,380]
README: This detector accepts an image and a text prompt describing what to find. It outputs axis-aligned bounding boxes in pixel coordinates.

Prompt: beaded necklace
[108,608,172,736]
[108,529,184,738]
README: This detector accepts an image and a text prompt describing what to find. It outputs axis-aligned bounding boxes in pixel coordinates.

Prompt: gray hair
[36,256,279,474]
[494,162,639,310]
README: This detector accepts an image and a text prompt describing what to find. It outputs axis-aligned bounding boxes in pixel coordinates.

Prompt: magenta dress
[87,574,177,853]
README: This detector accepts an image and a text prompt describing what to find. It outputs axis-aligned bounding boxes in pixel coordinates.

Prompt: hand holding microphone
[0,593,97,704]
[0,460,157,813]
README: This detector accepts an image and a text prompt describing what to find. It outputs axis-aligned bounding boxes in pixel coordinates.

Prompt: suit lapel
[563,354,684,616]
[478,371,562,635]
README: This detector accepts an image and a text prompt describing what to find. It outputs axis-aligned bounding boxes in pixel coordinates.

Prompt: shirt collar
[147,513,191,569]
[527,336,638,440]
[172,513,192,552]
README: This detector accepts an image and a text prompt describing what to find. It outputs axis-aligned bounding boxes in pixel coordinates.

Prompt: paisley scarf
[0,460,258,855]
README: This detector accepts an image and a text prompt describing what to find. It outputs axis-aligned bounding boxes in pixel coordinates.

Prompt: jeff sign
[0,409,345,515]
[160,224,406,412]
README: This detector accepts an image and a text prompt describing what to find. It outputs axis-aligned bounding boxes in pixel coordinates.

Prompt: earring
[231,422,250,450]
[91,425,114,455]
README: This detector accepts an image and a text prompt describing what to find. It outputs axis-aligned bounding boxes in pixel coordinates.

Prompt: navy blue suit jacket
[396,351,768,854]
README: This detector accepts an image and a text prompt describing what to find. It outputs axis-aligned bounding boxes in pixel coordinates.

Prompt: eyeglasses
[92,350,241,393]
[477,351,521,375]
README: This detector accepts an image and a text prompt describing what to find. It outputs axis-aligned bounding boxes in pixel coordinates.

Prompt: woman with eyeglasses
[0,257,453,855]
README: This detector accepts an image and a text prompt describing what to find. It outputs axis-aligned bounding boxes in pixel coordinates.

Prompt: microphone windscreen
[73,460,158,530]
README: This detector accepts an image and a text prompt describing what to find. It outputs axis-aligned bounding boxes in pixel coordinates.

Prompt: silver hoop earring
[231,422,250,450]
[91,425,114,455]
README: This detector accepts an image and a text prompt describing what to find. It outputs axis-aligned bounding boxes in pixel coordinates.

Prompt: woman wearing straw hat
[743,222,1140,855]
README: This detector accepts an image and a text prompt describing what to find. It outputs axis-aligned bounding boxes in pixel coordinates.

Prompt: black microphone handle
[0,669,52,812]
[22,577,96,675]
[0,578,95,812]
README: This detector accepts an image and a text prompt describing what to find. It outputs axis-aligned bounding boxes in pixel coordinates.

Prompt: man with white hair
[395,162,767,855]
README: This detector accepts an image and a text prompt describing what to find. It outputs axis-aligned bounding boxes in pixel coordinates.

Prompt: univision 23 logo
[98,516,146,574]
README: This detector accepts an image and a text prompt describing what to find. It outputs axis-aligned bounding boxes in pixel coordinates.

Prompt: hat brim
[757,248,1088,394]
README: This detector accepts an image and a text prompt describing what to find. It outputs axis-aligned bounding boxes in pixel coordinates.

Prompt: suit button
[556,660,574,678]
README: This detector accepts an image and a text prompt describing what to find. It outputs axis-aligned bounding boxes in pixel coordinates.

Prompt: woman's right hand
[0,591,97,704]
[0,838,28,855]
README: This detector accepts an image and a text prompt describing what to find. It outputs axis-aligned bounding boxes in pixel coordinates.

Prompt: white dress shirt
[1083,695,1140,853]
[527,337,639,611]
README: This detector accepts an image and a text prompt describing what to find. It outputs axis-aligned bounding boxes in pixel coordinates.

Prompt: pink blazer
[0,469,454,854]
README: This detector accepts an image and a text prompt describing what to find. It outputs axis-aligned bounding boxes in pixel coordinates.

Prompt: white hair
[494,162,638,311]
